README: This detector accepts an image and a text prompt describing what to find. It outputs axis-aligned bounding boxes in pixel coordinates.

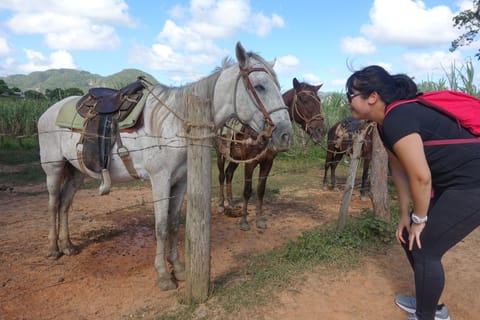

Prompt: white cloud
[401,50,465,77]
[341,37,376,55]
[129,43,222,83]
[46,25,120,50]
[457,0,474,11]
[274,55,300,74]
[250,13,284,37]
[361,0,460,47]
[0,37,13,55]
[18,49,76,73]
[133,0,284,83]
[301,73,322,86]
[2,0,132,51]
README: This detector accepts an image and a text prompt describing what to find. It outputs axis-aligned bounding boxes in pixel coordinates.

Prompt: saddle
[76,77,147,195]
[334,118,372,151]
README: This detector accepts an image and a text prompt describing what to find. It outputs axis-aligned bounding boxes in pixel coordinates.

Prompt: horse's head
[285,78,327,144]
[218,42,293,152]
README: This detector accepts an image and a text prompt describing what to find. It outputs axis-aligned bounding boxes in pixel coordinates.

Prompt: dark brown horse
[216,78,326,231]
[322,117,374,200]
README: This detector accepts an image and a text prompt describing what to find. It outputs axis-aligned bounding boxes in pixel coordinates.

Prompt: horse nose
[272,121,294,151]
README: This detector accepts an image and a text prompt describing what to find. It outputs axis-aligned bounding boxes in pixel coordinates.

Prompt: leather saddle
[75,77,148,195]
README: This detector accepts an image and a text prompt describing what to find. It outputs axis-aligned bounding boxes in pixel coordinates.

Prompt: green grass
[0,145,45,186]
[157,210,393,319]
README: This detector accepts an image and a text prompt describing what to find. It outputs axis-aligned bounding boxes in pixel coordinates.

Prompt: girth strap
[115,130,139,179]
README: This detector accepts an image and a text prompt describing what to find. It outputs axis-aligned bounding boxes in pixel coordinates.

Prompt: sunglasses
[346,92,362,103]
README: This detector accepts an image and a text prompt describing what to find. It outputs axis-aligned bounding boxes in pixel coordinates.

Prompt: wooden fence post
[337,126,368,231]
[369,125,390,225]
[185,95,212,303]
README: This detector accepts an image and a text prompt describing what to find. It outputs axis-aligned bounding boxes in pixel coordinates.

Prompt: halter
[234,65,288,137]
[290,89,324,133]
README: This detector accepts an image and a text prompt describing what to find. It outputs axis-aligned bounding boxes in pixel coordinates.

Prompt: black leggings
[401,188,480,320]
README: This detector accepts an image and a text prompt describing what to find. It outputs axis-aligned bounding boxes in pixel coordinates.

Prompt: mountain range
[0,68,158,93]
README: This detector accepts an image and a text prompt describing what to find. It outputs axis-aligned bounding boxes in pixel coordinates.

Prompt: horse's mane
[212,56,235,73]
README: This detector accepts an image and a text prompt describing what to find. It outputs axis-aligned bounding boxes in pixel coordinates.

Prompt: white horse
[37,42,294,290]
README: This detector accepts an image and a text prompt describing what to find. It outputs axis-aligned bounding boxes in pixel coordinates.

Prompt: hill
[0,68,158,93]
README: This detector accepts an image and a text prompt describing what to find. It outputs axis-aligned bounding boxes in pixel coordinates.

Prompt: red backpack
[385,90,480,146]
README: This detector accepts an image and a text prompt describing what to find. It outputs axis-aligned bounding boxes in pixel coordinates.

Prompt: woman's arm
[387,149,412,244]
[392,132,432,249]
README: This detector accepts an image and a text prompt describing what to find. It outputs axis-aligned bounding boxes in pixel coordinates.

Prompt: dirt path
[0,182,478,320]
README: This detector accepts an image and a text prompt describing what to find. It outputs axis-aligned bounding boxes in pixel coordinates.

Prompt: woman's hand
[396,215,411,244]
[408,223,426,250]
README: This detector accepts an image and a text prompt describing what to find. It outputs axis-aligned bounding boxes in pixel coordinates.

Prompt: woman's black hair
[345,65,418,105]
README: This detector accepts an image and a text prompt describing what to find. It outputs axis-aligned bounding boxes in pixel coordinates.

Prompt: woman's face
[347,90,371,120]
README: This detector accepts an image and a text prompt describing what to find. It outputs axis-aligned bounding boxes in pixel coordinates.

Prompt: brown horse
[215,78,326,231]
[322,117,374,200]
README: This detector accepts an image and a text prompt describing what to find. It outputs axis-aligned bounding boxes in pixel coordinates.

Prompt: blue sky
[0,0,478,92]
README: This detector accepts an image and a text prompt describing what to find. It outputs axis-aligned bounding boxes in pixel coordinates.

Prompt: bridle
[233,64,288,140]
[290,89,325,133]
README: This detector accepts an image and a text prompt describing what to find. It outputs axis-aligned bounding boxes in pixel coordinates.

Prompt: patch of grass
[0,145,40,164]
[158,211,393,319]
[0,147,45,186]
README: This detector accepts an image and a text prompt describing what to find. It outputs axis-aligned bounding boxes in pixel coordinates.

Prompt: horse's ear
[269,58,276,68]
[293,78,300,88]
[236,42,248,68]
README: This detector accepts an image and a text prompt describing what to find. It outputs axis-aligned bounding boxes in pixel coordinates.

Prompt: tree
[451,1,480,59]
[0,80,12,95]
[45,88,66,101]
[24,90,46,100]
[64,87,84,97]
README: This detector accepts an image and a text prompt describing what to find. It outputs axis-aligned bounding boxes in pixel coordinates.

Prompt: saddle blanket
[55,91,147,130]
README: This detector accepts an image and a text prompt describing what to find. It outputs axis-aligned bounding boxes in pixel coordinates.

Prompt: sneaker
[395,295,451,320]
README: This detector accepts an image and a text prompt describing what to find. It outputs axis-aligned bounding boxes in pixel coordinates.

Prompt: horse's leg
[331,153,343,190]
[360,158,371,201]
[225,161,239,209]
[323,150,334,189]
[57,163,85,256]
[217,153,226,213]
[255,158,274,229]
[151,175,177,290]
[45,166,64,259]
[239,163,254,231]
[166,180,186,282]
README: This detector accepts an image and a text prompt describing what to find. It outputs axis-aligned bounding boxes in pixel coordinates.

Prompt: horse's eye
[254,84,265,92]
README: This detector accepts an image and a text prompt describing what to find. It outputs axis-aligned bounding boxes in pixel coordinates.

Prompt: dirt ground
[0,174,478,320]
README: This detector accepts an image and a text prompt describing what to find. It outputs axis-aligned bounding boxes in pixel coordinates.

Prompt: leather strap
[116,130,139,179]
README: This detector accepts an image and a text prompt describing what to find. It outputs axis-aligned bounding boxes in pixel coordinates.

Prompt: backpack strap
[385,97,480,146]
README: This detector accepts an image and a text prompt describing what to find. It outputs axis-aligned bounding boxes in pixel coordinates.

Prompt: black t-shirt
[382,102,480,191]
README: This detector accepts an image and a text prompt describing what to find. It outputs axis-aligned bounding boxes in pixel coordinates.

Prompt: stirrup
[99,169,111,195]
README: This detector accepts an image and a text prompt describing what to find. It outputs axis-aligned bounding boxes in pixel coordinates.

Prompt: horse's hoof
[239,221,250,231]
[157,277,177,291]
[47,250,62,260]
[60,242,79,256]
[256,218,267,229]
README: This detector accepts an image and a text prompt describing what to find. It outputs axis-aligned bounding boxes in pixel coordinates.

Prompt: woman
[345,65,480,320]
